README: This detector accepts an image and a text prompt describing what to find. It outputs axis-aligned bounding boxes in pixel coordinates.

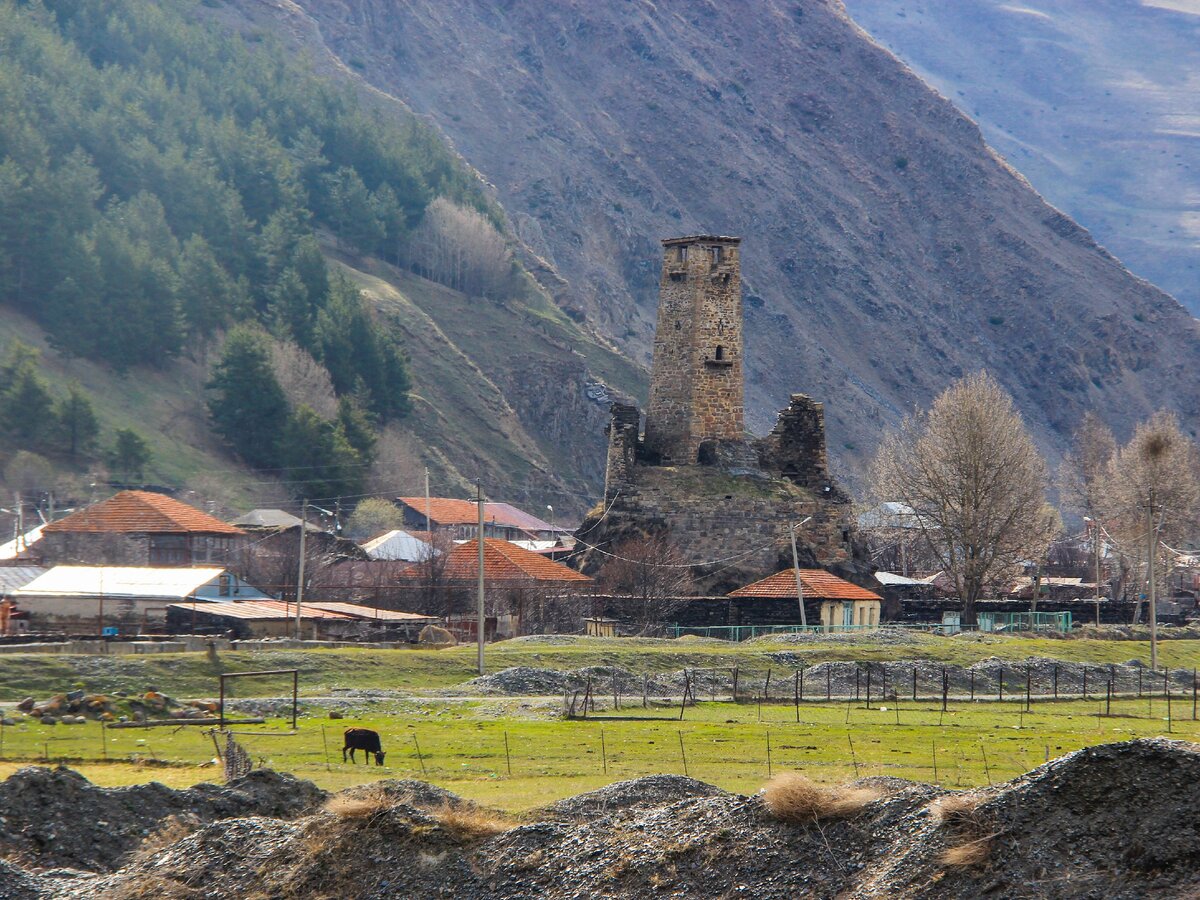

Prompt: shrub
[761,772,879,824]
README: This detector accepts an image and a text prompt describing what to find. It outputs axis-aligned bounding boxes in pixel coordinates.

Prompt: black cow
[342,727,386,765]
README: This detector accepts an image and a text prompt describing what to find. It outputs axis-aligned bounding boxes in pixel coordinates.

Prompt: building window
[677,245,688,262]
[715,345,725,361]
[149,535,189,566]
[710,245,722,266]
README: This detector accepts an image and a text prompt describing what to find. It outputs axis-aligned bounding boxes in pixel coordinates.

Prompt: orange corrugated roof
[398,538,591,583]
[394,498,555,532]
[42,491,243,536]
[728,569,882,601]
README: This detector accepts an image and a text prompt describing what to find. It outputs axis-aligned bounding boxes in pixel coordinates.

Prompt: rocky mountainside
[227,0,1200,485]
[843,0,1200,316]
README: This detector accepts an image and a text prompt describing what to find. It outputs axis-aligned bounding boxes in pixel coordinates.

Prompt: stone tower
[643,235,744,465]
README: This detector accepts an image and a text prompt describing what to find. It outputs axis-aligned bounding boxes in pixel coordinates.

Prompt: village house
[671,568,883,630]
[395,537,591,636]
[394,497,567,543]
[35,490,244,568]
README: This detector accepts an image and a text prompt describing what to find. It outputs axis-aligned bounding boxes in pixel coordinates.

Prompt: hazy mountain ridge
[843,0,1200,316]
[225,0,1200,485]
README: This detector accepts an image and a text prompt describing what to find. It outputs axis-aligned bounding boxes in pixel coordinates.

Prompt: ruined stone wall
[643,236,744,465]
[756,394,833,492]
[604,403,641,494]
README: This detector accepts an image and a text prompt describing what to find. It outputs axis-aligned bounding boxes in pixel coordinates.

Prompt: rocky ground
[0,739,1196,898]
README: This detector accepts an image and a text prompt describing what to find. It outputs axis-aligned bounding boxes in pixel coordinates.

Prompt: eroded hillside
[230,0,1200,482]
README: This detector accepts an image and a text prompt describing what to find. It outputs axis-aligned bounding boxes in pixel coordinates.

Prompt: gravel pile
[18,739,1200,898]
[0,766,325,873]
[466,667,573,694]
[541,775,724,820]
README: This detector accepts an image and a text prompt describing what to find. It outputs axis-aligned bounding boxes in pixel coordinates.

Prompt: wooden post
[980,742,992,785]
[847,735,859,778]
[1193,668,1197,721]
[1138,667,1143,698]
[613,673,619,712]
[764,668,772,702]
[1053,664,1058,700]
[412,733,427,777]
[998,664,1004,701]
[320,725,330,771]
[1083,667,1088,700]
[826,667,832,701]
[643,676,649,709]
[793,670,800,722]
[600,729,607,774]
[732,666,739,702]
[1105,679,1112,717]
[1025,665,1032,711]
[932,740,938,783]
[766,729,772,778]
[504,731,512,776]
[855,667,861,702]
[678,731,688,777]
[865,666,872,709]
[941,668,948,713]
[912,665,918,702]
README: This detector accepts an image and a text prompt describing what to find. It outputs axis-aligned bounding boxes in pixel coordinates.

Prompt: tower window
[710,245,723,266]
[677,245,688,262]
[715,345,725,361]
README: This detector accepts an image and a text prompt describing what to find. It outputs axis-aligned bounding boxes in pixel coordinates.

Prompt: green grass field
[1,634,1197,809]
[0,695,1193,809]
[1,633,1197,702]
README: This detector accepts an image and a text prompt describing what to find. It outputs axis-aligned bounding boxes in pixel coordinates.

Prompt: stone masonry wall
[756,394,833,492]
[643,236,744,465]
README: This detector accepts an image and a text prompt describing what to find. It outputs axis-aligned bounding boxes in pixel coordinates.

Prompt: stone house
[36,490,244,568]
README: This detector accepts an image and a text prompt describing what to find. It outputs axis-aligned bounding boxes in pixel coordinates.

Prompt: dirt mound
[0,766,325,873]
[0,859,43,900]
[20,740,1200,897]
[542,774,725,820]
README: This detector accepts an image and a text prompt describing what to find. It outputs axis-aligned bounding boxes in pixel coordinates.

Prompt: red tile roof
[398,539,591,583]
[395,498,556,532]
[42,491,243,536]
[728,569,882,602]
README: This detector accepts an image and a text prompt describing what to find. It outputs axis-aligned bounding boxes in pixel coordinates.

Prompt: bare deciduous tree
[1099,412,1200,641]
[269,339,338,419]
[869,372,1059,626]
[1058,413,1121,609]
[405,198,512,297]
[597,533,693,634]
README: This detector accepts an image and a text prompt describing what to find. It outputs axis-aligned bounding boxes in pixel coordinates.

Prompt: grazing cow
[342,727,386,765]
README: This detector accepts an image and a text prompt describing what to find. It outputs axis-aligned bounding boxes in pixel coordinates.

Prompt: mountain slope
[230,0,1200,483]
[843,0,1200,316]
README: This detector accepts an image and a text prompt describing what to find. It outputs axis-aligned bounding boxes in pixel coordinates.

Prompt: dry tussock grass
[107,875,205,900]
[130,814,201,862]
[762,772,880,824]
[930,793,994,870]
[430,803,515,841]
[323,787,393,820]
[939,835,994,868]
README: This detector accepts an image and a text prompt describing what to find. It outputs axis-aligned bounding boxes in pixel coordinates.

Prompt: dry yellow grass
[939,835,993,868]
[323,787,393,820]
[929,793,984,830]
[761,772,880,824]
[430,803,515,841]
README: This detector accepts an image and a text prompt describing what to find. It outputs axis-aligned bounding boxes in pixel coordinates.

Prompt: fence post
[1082,667,1087,700]
[912,665,917,702]
[1025,665,1031,711]
[1138,667,1143,698]
[799,665,805,703]
[826,667,832,702]
[998,664,1004,701]
[865,666,872,709]
[794,670,800,722]
[970,669,975,702]
[764,668,772,702]
[1105,679,1112,717]
[1053,664,1058,700]
[941,668,948,713]
[1193,668,1197,721]
[732,666,739,702]
[678,731,688,777]
[855,667,861,702]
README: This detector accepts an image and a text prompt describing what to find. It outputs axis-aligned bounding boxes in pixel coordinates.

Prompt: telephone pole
[295,499,307,640]
[476,480,486,675]
[1147,496,1159,670]
[790,517,812,628]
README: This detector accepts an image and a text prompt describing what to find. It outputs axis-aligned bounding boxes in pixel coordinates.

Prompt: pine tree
[109,428,151,482]
[278,403,363,499]
[52,382,100,462]
[0,342,55,451]
[206,327,289,469]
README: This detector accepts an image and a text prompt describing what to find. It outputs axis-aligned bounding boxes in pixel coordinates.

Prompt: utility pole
[476,480,486,675]
[790,516,813,628]
[1147,496,1159,670]
[295,499,307,641]
[424,467,432,546]
[1085,517,1101,626]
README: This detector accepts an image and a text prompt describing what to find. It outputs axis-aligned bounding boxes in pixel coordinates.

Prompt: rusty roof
[304,601,438,622]
[728,569,882,602]
[394,498,558,533]
[43,491,243,536]
[398,539,591,583]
